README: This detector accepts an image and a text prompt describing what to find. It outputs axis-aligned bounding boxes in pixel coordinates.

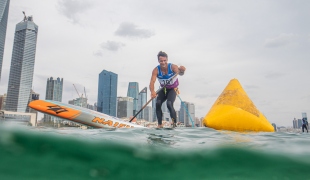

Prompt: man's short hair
[157,51,168,60]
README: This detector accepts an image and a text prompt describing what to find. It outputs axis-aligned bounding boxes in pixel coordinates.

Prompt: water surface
[1,123,310,179]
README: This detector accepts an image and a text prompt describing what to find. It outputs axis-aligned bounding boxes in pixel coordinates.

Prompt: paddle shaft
[129,73,179,122]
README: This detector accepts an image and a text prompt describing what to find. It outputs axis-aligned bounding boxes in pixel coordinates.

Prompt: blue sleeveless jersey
[157,63,179,89]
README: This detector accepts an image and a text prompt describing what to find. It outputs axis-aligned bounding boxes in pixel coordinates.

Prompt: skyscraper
[127,82,139,115]
[0,0,10,80]
[137,87,147,119]
[6,13,38,112]
[45,77,63,101]
[97,70,118,116]
[44,77,63,122]
[298,119,302,129]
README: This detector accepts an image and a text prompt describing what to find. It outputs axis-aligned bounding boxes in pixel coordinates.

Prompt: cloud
[115,22,155,38]
[100,41,125,51]
[265,72,285,79]
[264,33,297,48]
[57,0,93,24]
[93,50,103,57]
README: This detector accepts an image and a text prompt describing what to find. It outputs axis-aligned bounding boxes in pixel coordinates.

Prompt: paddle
[129,72,179,122]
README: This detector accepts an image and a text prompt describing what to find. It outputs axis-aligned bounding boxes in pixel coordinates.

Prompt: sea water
[1,122,310,180]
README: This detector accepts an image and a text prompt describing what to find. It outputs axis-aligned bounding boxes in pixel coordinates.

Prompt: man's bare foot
[157,124,163,128]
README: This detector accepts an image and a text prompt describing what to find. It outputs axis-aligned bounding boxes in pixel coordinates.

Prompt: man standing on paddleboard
[149,51,186,128]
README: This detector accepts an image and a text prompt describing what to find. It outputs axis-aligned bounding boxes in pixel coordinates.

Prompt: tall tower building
[45,77,63,101]
[0,0,10,80]
[5,13,38,112]
[97,70,118,116]
[137,87,147,119]
[127,82,139,115]
[297,119,302,129]
[44,77,63,122]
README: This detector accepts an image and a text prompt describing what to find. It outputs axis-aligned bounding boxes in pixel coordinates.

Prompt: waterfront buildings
[302,112,307,123]
[68,97,87,108]
[97,70,117,116]
[292,113,308,129]
[293,118,298,129]
[44,77,63,122]
[272,123,277,132]
[86,103,95,110]
[5,13,38,112]
[151,98,178,123]
[179,101,195,127]
[0,93,6,110]
[161,101,171,122]
[27,89,39,113]
[0,0,10,80]
[127,82,139,115]
[143,106,152,122]
[152,98,156,122]
[45,77,63,102]
[137,87,147,119]
[117,96,133,118]
[298,119,302,128]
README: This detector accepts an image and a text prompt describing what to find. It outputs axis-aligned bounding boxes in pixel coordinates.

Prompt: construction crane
[22,11,27,21]
[73,84,88,108]
[73,84,80,98]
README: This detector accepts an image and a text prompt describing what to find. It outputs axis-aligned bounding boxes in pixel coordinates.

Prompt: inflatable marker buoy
[203,79,274,132]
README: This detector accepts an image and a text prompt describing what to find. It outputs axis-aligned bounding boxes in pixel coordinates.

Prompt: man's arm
[171,64,186,75]
[149,68,158,98]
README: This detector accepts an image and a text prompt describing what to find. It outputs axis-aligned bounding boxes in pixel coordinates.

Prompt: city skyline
[0,1,309,126]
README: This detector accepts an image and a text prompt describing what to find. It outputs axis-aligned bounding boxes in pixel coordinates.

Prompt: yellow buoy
[203,79,274,132]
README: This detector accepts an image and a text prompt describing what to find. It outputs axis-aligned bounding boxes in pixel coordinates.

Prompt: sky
[0,0,309,127]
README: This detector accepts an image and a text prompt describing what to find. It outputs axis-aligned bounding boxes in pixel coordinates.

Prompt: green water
[1,123,310,180]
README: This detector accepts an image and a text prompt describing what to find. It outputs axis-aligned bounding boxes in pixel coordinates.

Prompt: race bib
[158,77,177,86]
